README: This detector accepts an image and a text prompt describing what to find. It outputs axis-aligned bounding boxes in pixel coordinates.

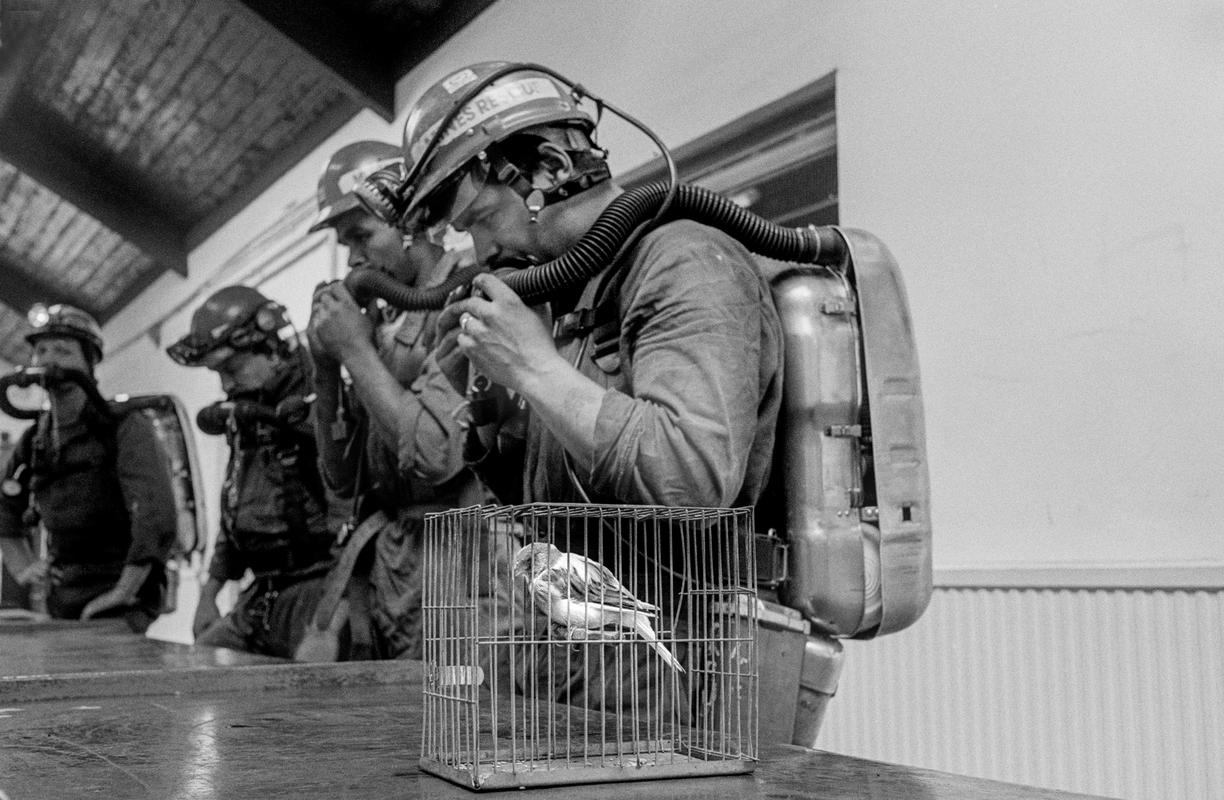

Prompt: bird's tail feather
[633,615,685,674]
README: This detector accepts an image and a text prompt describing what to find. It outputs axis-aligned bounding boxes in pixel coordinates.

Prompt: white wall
[391,0,1224,574]
[829,1,1224,571]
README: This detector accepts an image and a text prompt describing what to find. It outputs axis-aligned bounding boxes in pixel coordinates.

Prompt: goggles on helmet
[167,333,220,367]
[166,314,278,367]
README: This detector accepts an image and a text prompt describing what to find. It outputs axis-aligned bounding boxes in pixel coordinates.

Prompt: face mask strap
[487,148,610,223]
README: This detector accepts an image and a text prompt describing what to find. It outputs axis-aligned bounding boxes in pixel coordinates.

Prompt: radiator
[816,578,1223,800]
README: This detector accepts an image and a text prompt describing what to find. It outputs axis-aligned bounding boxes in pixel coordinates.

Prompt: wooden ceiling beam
[0,250,98,320]
[0,100,190,277]
[390,0,498,79]
[95,262,169,326]
[229,0,395,121]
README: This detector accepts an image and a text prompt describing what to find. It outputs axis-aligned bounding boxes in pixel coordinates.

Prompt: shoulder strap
[551,256,631,375]
[309,509,388,632]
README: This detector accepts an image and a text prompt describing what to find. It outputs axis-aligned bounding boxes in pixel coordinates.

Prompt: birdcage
[420,502,759,790]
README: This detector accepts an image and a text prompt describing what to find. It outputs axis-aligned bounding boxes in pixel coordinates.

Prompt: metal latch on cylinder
[755,531,789,588]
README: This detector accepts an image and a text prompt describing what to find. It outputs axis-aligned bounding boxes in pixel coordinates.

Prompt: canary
[512,542,685,673]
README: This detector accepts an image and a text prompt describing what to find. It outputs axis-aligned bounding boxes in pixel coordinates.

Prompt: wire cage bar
[420,503,759,790]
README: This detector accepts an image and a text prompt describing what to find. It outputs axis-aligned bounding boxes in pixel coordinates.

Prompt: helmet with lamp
[25,303,105,367]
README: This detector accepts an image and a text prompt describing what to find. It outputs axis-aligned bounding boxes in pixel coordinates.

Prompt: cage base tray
[421,742,756,791]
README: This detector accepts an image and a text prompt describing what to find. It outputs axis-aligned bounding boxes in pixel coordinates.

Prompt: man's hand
[434,284,474,397]
[15,559,47,588]
[81,588,135,620]
[434,273,562,395]
[306,282,340,367]
[309,281,374,363]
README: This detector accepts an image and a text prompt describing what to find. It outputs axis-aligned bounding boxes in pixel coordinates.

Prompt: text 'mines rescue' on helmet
[25,303,105,366]
[308,140,404,233]
[165,285,293,368]
[395,62,597,230]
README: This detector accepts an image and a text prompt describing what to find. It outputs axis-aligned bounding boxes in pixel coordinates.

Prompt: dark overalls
[194,363,336,657]
[0,404,175,631]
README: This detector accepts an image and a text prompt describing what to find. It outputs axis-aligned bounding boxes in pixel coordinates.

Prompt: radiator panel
[817,586,1223,800]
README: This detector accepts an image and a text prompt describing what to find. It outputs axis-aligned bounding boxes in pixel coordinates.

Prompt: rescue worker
[381,62,784,706]
[167,286,337,658]
[0,304,177,632]
[404,62,783,520]
[306,141,509,660]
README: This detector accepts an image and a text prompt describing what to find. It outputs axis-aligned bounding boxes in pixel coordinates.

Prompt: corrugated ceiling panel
[82,243,155,310]
[0,162,153,315]
[0,164,37,244]
[0,308,32,368]
[144,14,261,176]
[86,1,188,131]
[0,171,76,283]
[131,3,232,174]
[24,2,111,114]
[23,0,350,222]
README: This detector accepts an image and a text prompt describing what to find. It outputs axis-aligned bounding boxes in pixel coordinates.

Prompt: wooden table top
[0,617,281,674]
[0,621,1117,800]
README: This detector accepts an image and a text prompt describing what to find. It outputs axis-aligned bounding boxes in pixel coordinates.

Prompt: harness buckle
[552,308,597,339]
